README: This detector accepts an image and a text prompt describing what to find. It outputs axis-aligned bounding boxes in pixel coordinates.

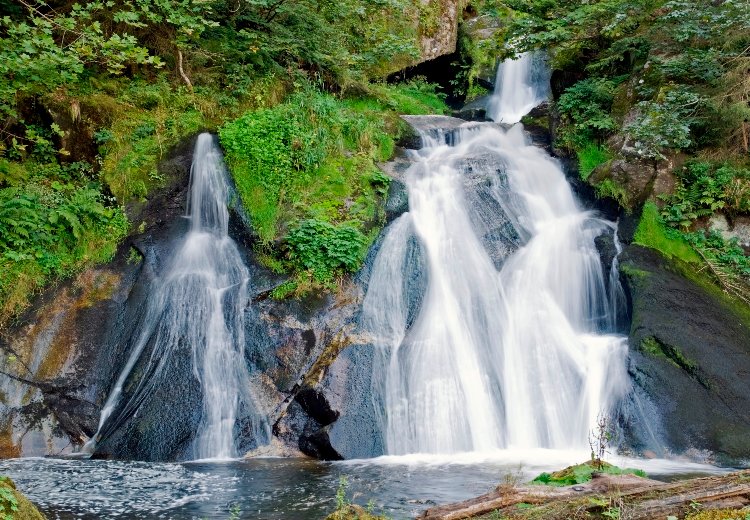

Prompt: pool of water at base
[0,450,731,520]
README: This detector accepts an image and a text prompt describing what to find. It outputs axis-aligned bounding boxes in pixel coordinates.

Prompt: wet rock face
[0,135,197,458]
[619,245,750,464]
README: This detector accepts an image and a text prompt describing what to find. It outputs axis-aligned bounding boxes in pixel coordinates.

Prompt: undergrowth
[220,80,446,291]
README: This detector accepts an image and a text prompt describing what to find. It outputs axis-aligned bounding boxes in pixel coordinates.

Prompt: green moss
[532,461,647,487]
[577,143,612,180]
[686,508,750,520]
[633,202,701,264]
[0,476,45,520]
[595,178,630,209]
[520,114,550,130]
[640,336,710,388]
[640,336,665,357]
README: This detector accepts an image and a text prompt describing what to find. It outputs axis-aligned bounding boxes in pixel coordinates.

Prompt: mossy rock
[0,477,45,520]
[686,509,750,520]
[326,504,387,520]
[620,244,750,463]
[532,461,646,487]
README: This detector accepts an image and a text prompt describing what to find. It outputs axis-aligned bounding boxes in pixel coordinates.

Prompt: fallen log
[420,470,750,519]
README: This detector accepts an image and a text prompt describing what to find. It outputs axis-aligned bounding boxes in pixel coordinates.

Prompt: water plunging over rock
[364,55,628,455]
[84,134,269,460]
[487,52,551,124]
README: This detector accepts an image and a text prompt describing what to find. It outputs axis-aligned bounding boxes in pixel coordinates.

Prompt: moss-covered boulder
[532,461,646,487]
[0,477,45,520]
[619,245,750,463]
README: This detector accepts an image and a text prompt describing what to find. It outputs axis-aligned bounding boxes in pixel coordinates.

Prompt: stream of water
[366,53,628,455]
[83,134,268,460]
[0,453,725,519]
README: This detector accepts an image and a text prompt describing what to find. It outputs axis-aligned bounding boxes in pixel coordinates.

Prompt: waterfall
[487,51,551,124]
[83,133,267,460]
[365,55,629,455]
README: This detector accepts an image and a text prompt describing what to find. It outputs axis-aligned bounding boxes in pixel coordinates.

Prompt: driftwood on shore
[420,470,750,519]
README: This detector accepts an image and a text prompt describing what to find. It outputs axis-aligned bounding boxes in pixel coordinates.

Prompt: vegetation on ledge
[0,0,463,323]
[531,461,646,487]
[220,81,446,292]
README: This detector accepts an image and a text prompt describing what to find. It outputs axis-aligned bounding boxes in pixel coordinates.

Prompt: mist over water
[365,53,629,455]
[83,133,268,460]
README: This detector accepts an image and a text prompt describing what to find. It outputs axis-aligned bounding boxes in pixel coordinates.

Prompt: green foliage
[625,86,706,159]
[0,478,18,520]
[532,462,647,487]
[336,476,350,511]
[578,142,612,180]
[286,219,368,283]
[595,178,630,209]
[220,81,445,289]
[557,78,620,150]
[633,202,701,264]
[0,167,127,324]
[684,231,750,280]
[504,0,750,164]
[662,162,750,228]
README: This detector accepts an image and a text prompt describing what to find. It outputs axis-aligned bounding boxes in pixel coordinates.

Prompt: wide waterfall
[365,54,629,455]
[83,133,267,460]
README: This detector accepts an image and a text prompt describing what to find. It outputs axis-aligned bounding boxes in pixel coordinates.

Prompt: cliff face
[415,0,461,64]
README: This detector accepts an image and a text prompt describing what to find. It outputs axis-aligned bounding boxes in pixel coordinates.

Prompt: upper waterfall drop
[487,51,551,124]
[364,57,629,455]
[83,133,268,460]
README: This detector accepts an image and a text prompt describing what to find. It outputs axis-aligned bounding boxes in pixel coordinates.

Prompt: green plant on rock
[595,178,629,209]
[532,461,646,487]
[286,219,369,283]
[633,202,701,264]
[662,162,750,228]
[624,86,706,160]
[0,478,18,520]
[556,77,621,150]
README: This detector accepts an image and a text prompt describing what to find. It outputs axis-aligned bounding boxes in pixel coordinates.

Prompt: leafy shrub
[684,231,750,279]
[624,86,705,159]
[286,219,368,282]
[220,82,445,245]
[0,179,127,324]
[557,78,620,149]
[661,162,750,228]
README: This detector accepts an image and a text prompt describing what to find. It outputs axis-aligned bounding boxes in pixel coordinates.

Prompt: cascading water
[487,51,551,124]
[83,133,267,460]
[365,53,629,455]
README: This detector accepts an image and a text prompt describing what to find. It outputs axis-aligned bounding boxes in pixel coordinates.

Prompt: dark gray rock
[454,95,490,121]
[619,245,750,464]
[385,179,409,222]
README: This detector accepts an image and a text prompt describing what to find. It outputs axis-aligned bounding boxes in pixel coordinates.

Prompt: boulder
[619,245,750,464]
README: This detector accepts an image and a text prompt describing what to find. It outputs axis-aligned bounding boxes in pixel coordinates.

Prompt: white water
[83,133,267,459]
[487,51,550,124]
[365,57,629,455]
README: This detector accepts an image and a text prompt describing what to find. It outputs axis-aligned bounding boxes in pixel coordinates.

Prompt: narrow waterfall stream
[487,51,551,124]
[365,53,630,455]
[83,133,268,460]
